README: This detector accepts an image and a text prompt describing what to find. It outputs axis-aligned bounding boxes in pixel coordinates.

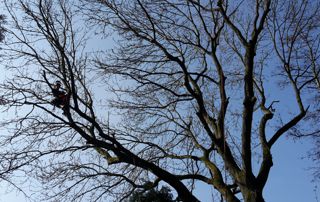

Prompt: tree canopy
[127,186,178,202]
[0,0,319,202]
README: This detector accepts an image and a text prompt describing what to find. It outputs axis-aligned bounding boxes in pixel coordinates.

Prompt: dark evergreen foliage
[127,187,179,202]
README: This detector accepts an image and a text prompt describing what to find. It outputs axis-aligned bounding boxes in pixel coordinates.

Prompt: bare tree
[0,0,319,202]
[267,0,320,179]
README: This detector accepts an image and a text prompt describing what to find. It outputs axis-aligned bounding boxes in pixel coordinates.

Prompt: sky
[0,137,318,201]
[0,1,319,202]
[264,138,318,202]
[190,138,319,202]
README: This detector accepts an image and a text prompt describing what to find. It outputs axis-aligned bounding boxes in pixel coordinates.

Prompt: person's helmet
[55,81,61,86]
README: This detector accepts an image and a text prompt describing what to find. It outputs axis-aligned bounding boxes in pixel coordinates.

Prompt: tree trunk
[242,189,265,202]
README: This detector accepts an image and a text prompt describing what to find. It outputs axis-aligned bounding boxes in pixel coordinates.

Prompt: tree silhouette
[0,0,319,202]
[127,186,178,202]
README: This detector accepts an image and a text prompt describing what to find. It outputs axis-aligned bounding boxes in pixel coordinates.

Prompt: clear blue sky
[264,138,318,202]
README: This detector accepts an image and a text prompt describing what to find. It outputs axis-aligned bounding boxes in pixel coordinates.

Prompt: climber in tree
[51,80,70,115]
